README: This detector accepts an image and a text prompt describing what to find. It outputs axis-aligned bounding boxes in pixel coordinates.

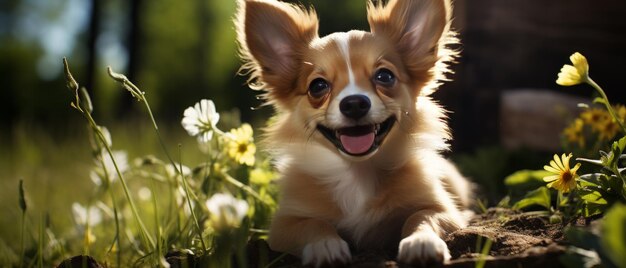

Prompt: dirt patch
[446,208,566,259]
[257,208,573,267]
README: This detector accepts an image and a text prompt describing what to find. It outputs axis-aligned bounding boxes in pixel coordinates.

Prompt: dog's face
[237,0,453,160]
[290,31,413,159]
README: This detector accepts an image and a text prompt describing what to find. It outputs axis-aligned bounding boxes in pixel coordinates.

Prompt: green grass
[0,120,210,265]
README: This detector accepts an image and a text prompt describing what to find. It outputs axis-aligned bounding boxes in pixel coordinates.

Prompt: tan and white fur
[235,0,473,266]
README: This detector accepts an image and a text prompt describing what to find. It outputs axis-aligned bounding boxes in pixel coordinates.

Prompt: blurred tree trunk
[197,0,209,94]
[117,0,142,116]
[85,0,101,96]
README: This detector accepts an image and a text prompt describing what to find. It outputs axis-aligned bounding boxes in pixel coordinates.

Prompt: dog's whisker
[303,113,324,145]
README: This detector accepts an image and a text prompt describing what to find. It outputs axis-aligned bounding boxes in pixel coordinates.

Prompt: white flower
[72,202,102,226]
[181,99,220,142]
[91,150,129,185]
[177,186,196,217]
[89,126,112,149]
[90,170,102,186]
[138,187,152,201]
[165,163,191,178]
[205,193,249,232]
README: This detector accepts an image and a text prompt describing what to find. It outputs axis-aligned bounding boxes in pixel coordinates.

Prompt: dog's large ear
[236,0,319,105]
[367,0,454,82]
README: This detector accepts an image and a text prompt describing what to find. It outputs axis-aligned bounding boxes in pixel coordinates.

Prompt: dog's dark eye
[308,78,330,99]
[373,68,395,87]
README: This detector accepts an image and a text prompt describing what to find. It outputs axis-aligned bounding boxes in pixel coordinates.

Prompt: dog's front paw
[397,229,451,266]
[302,237,351,268]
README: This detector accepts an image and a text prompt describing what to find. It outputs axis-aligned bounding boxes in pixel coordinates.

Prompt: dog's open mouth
[317,117,395,156]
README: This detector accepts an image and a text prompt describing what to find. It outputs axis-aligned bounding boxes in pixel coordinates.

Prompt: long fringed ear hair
[235,0,319,108]
[367,0,458,95]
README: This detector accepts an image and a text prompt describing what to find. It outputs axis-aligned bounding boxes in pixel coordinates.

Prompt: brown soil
[244,208,572,268]
[442,207,568,268]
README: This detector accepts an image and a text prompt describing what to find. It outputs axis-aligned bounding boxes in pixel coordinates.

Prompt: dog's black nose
[340,95,371,120]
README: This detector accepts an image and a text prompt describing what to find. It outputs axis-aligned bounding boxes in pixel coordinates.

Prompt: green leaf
[608,176,623,195]
[607,137,626,168]
[584,202,608,218]
[565,227,617,268]
[579,173,606,186]
[593,97,607,106]
[576,158,603,167]
[504,170,550,187]
[78,87,93,114]
[618,136,626,150]
[580,189,605,203]
[62,57,79,92]
[18,179,27,213]
[513,186,551,210]
[559,246,601,268]
[578,188,608,217]
[602,203,626,268]
[505,170,553,207]
[565,227,602,251]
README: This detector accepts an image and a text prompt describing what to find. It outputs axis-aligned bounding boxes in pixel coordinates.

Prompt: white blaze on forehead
[334,32,355,85]
[332,32,371,101]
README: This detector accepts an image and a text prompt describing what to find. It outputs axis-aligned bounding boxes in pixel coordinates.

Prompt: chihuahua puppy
[235,0,472,266]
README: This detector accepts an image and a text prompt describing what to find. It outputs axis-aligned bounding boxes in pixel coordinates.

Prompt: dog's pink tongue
[339,133,375,155]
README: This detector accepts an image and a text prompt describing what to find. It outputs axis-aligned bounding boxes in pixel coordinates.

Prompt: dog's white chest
[332,168,374,215]
[330,167,383,241]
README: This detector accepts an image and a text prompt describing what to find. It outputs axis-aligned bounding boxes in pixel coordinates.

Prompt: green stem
[111,205,121,267]
[613,166,626,192]
[476,238,492,268]
[65,62,155,251]
[95,141,122,267]
[177,145,208,251]
[169,177,180,234]
[264,253,289,268]
[586,77,626,134]
[84,220,90,256]
[223,173,271,206]
[37,213,43,268]
[141,98,178,167]
[151,178,163,267]
[107,67,208,251]
[84,112,156,250]
[556,191,562,212]
[588,77,626,189]
[19,212,25,268]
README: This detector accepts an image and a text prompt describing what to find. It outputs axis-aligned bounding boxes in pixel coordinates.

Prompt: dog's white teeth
[375,124,380,134]
[335,130,340,138]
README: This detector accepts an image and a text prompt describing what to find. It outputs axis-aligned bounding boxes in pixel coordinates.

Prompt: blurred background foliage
[1,0,626,258]
[0,0,372,129]
[2,0,626,142]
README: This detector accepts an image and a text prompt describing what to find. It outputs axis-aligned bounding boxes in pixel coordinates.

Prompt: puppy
[235,0,473,266]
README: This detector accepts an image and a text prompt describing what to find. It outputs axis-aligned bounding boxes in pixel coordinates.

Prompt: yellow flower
[579,106,624,141]
[85,228,97,245]
[598,119,619,141]
[226,124,256,166]
[617,105,626,121]
[563,119,585,148]
[543,153,580,193]
[581,108,610,133]
[249,167,275,186]
[556,52,589,86]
